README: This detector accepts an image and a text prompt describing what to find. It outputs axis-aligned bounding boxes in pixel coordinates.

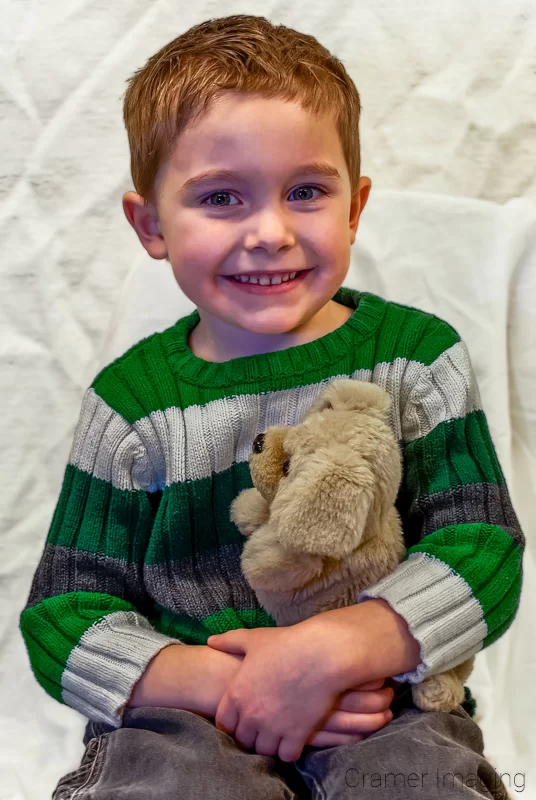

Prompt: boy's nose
[245,210,296,253]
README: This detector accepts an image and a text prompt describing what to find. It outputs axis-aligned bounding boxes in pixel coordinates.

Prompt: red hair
[123,14,362,203]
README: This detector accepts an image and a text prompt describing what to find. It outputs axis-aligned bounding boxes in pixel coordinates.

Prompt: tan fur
[230,378,474,713]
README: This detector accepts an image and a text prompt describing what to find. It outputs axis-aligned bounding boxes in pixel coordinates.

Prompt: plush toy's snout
[248,426,291,503]
[252,432,290,477]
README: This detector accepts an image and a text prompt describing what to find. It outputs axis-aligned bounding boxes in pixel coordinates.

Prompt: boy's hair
[123,14,361,204]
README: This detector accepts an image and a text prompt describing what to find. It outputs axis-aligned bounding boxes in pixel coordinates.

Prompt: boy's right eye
[201,191,240,207]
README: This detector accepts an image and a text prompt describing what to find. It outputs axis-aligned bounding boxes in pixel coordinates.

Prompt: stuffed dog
[230,378,474,713]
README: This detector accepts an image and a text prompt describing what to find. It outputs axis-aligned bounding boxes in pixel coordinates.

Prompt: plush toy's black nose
[252,433,265,453]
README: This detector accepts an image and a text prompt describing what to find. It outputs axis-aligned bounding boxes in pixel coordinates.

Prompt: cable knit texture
[19,288,524,727]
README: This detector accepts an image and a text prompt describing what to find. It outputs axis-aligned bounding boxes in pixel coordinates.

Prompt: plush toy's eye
[282,459,290,476]
[252,433,265,453]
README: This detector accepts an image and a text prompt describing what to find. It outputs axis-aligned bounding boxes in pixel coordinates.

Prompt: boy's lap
[53,707,304,800]
[295,703,509,799]
[53,702,508,800]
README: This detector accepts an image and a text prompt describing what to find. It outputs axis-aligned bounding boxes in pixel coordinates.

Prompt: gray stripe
[24,545,152,616]
[69,388,157,491]
[402,341,482,442]
[358,551,486,680]
[411,483,525,548]
[25,543,258,624]
[373,357,422,433]
[144,543,259,619]
[63,611,180,727]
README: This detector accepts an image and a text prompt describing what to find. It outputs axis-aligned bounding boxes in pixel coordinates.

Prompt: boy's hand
[306,679,394,748]
[207,624,369,763]
[200,651,393,749]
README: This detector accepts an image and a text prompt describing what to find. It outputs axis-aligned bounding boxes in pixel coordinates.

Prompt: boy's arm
[127,642,244,719]
[19,386,183,728]
[354,334,524,684]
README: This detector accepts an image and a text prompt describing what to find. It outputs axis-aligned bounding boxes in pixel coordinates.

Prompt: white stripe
[70,343,479,490]
[134,376,373,486]
[62,611,181,727]
[358,551,487,682]
[401,341,482,442]
[69,389,155,491]
[393,641,484,684]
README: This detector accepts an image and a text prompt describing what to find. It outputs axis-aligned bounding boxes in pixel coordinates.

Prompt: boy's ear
[349,176,372,245]
[122,191,168,260]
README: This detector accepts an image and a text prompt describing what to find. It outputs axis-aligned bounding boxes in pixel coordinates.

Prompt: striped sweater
[19,287,524,728]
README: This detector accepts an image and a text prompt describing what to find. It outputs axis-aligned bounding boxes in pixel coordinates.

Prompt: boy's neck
[188,300,354,363]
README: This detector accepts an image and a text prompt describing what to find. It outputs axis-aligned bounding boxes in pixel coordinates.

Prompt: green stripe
[376,300,459,367]
[20,593,137,700]
[404,410,506,496]
[94,333,179,425]
[482,554,523,647]
[146,463,252,565]
[34,461,255,565]
[406,523,522,643]
[484,596,520,648]
[153,606,276,644]
[34,667,65,704]
[48,464,154,559]
[92,290,461,423]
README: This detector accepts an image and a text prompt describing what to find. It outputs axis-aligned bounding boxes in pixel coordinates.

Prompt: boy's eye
[203,192,239,207]
[201,185,326,208]
[288,185,325,202]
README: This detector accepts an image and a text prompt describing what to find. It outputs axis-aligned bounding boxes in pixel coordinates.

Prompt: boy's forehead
[167,94,346,184]
[188,92,336,135]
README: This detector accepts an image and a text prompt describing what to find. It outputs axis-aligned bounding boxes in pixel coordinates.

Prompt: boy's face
[124,93,371,359]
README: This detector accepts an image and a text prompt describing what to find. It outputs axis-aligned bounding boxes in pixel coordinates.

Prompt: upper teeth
[233,271,299,285]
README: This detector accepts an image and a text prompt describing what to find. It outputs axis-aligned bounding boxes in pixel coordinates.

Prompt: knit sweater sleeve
[358,335,524,683]
[19,386,182,727]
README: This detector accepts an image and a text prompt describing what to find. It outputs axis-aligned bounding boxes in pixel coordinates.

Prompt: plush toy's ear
[267,442,377,559]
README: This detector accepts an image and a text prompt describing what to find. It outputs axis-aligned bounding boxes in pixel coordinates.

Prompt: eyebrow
[179,162,342,194]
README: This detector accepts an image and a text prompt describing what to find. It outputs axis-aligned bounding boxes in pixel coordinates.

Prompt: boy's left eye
[288,185,325,202]
[201,185,326,207]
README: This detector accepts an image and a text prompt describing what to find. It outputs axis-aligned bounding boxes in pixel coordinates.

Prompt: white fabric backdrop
[1,2,535,798]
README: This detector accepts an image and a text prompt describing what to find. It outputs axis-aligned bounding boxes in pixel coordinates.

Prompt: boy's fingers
[349,679,385,691]
[319,709,393,735]
[336,687,394,713]
[306,730,366,748]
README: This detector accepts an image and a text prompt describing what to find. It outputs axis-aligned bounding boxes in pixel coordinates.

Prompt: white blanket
[4,189,534,799]
[2,0,536,797]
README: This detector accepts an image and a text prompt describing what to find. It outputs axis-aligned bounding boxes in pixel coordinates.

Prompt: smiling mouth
[227,269,309,286]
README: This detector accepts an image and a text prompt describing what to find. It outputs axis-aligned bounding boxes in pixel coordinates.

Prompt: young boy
[20,14,523,800]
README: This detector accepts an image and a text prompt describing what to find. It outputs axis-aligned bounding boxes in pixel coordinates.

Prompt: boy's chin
[230,313,314,338]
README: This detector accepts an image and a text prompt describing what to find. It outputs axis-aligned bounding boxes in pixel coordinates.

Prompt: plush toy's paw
[411,671,466,713]
[230,488,270,537]
[242,531,324,592]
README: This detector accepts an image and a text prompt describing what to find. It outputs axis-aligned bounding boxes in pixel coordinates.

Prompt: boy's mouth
[222,269,312,294]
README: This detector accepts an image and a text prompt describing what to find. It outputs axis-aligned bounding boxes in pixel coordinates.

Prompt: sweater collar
[164,288,387,389]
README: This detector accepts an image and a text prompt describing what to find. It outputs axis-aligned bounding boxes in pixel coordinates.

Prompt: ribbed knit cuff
[357,552,486,683]
[61,611,183,727]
